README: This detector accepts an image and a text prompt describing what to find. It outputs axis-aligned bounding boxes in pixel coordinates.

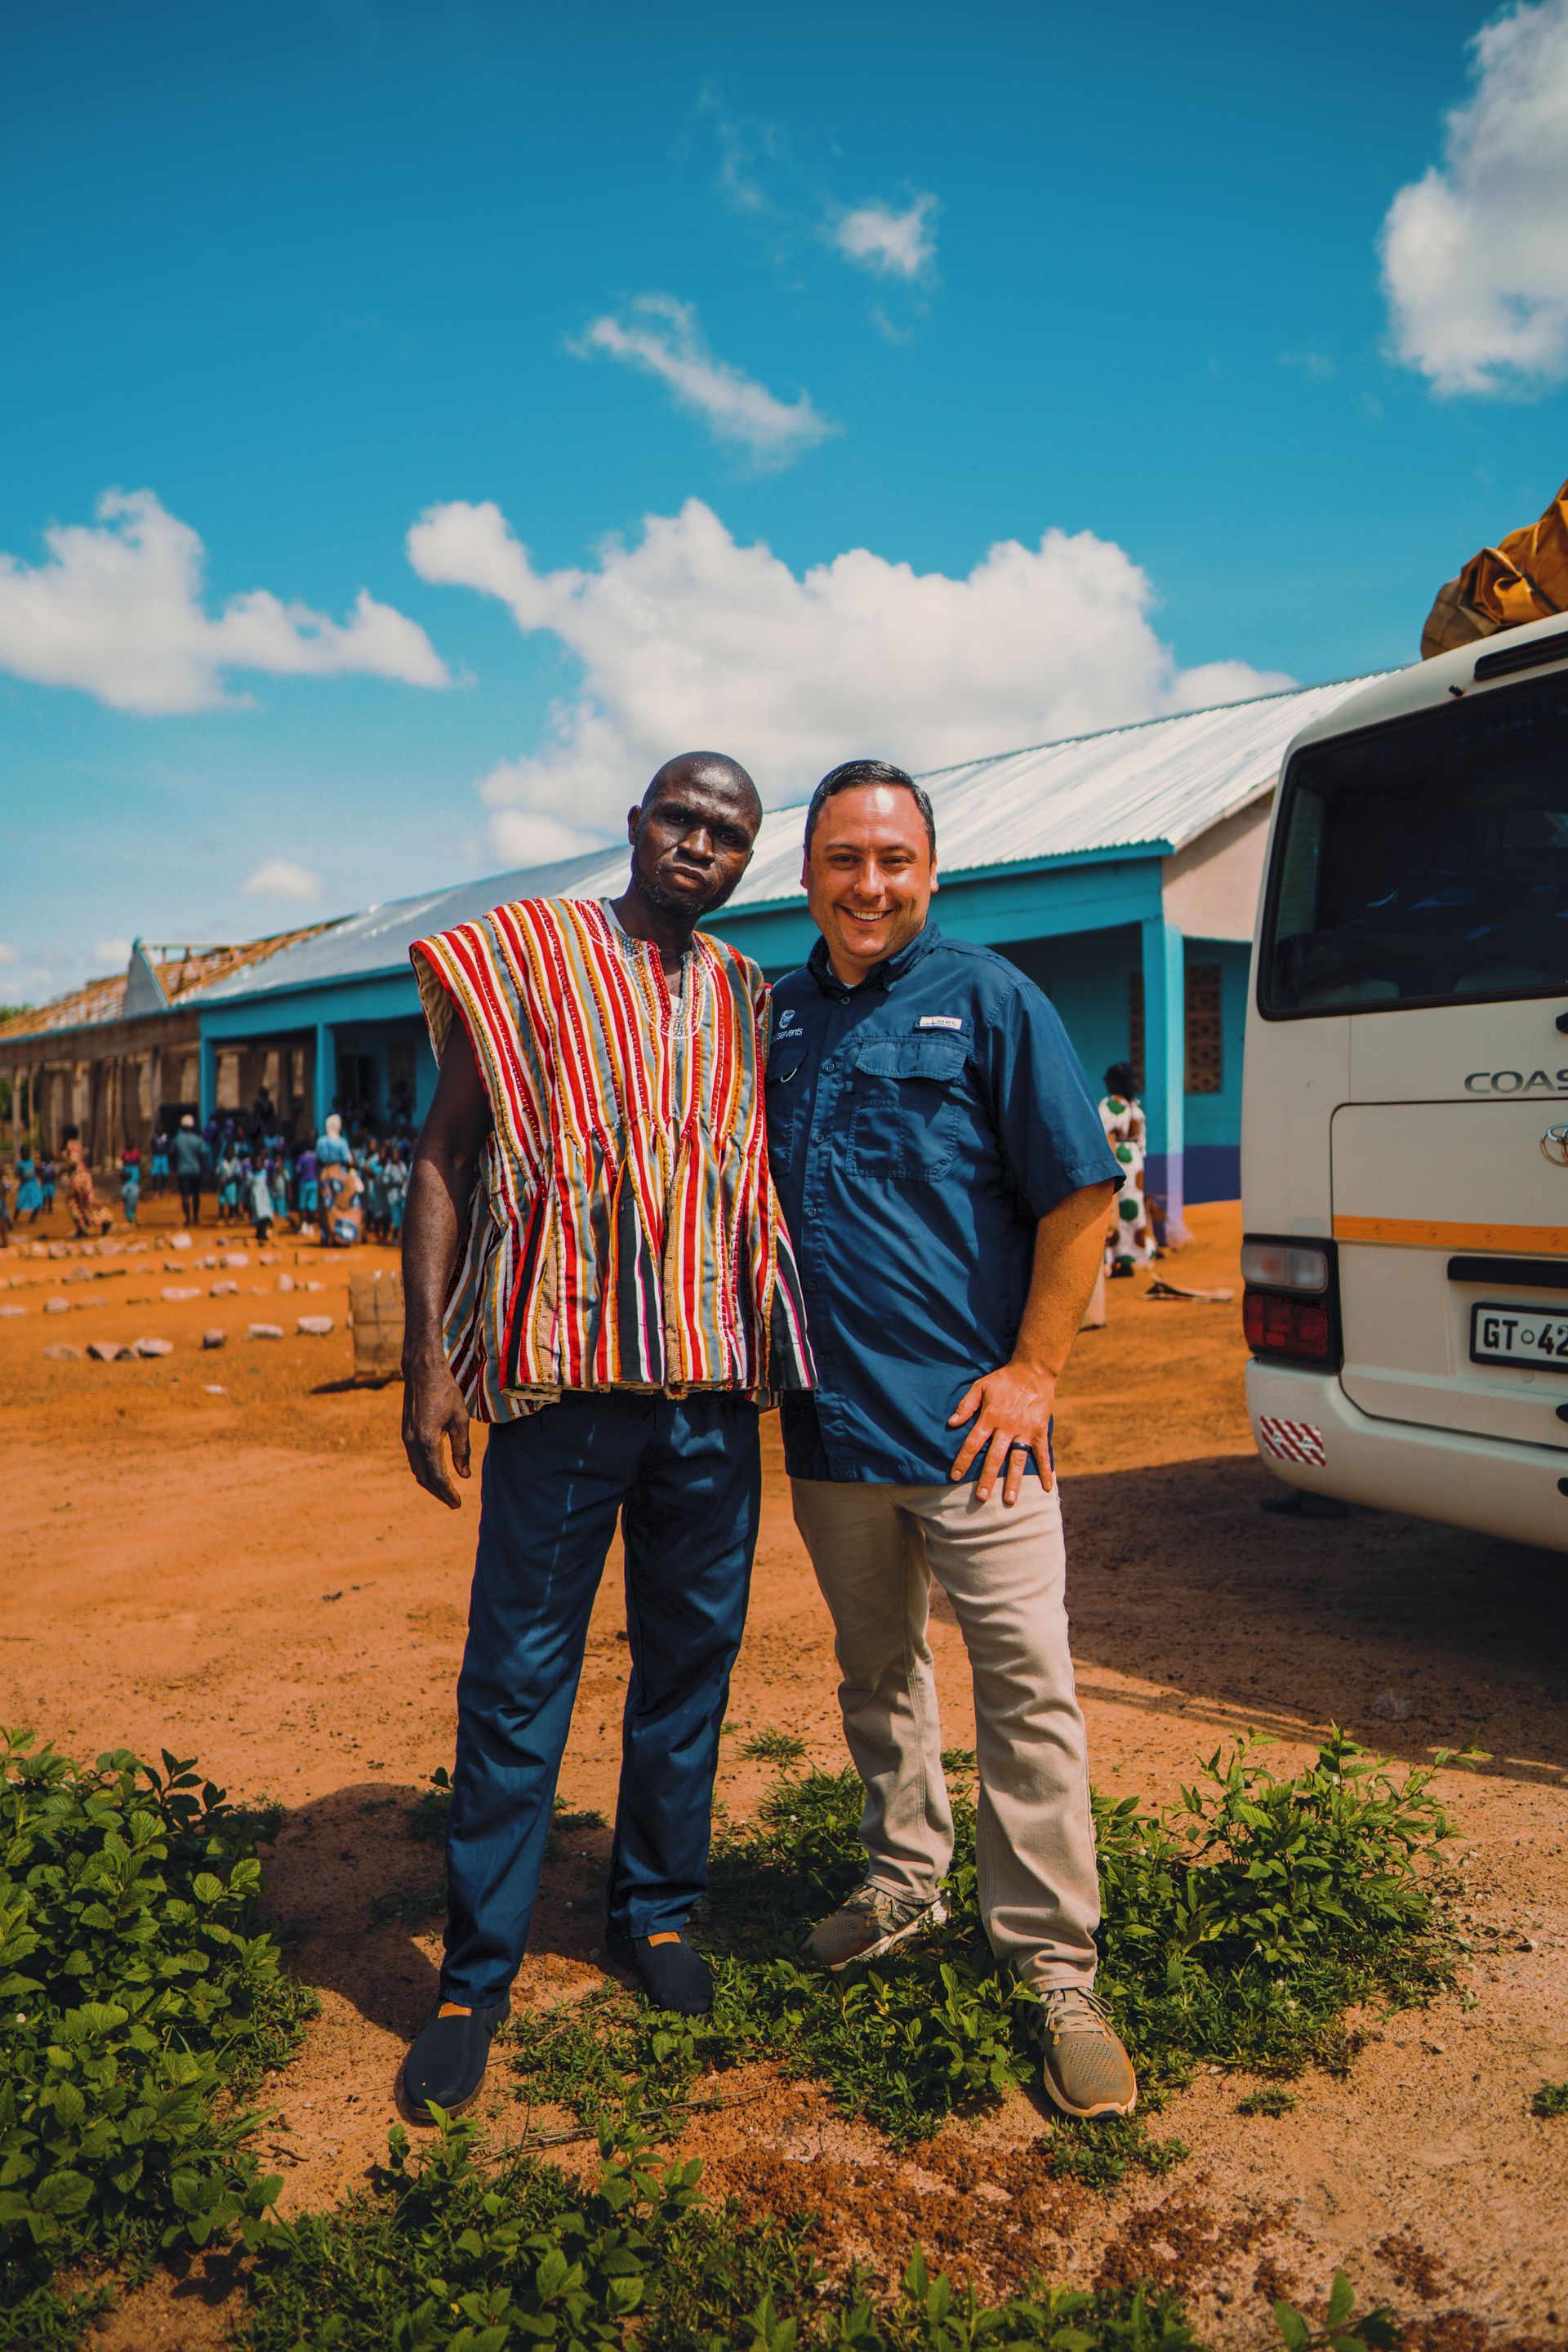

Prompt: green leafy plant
[0,1727,311,2345]
[1272,2270,1398,2352]
[507,1731,1456,2163]
[1531,2079,1568,2118]
[239,2113,1206,2352]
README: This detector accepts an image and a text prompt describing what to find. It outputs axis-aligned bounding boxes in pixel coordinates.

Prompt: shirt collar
[808,918,942,1000]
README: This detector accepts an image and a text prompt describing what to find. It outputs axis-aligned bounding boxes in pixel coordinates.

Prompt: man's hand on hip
[403,1353,473,1509]
[947,1361,1057,1504]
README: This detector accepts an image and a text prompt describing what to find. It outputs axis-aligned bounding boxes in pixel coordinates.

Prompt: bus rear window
[1261,673,1568,1014]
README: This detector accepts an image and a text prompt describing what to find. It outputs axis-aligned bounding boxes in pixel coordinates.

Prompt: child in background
[216,1144,240,1224]
[120,1152,140,1226]
[249,1156,274,1245]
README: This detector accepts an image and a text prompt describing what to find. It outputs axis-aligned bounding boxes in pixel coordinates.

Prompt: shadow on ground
[1054,1451,1568,1790]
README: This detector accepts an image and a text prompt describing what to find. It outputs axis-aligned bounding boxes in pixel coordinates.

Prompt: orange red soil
[2,1197,1566,2345]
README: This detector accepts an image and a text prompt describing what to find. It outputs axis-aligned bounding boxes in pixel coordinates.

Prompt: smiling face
[803,783,938,985]
[626,760,761,924]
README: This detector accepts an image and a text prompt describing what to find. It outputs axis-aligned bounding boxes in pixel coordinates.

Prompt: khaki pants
[790,1474,1099,1992]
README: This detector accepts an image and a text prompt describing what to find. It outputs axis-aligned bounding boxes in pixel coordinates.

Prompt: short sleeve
[981,975,1123,1219]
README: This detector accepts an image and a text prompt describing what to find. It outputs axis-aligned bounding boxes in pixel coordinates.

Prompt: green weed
[506,1730,1456,2163]
[1531,2079,1568,2118]
[1272,2269,1398,2351]
[407,1766,453,1843]
[238,2111,1207,2352]
[742,1731,808,1767]
[0,1726,312,2347]
[1236,2087,1297,2118]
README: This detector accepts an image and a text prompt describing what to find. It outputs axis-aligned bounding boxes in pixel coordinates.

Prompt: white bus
[1241,610,1568,1552]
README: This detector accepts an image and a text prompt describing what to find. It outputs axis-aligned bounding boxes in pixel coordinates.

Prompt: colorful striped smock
[411,895,814,1422]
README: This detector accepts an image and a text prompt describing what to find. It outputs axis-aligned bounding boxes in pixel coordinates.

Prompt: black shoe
[399,1995,510,2123]
[604,1929,713,2016]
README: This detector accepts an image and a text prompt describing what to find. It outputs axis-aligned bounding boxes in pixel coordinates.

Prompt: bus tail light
[1241,1235,1341,1369]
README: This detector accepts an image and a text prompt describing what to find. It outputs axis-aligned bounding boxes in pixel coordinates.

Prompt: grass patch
[505,1729,1455,2172]
[1531,2079,1568,2118]
[238,2110,1208,2352]
[740,1729,808,1767]
[0,1726,313,2349]
[1237,2087,1297,2118]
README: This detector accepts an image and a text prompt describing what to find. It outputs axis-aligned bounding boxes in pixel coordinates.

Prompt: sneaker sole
[1037,2065,1138,2123]
[814,1895,949,1974]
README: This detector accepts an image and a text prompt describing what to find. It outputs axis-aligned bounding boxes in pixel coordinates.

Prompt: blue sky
[3,0,1567,1000]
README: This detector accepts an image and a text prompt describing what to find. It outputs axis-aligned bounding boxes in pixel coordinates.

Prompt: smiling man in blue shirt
[768,759,1136,2123]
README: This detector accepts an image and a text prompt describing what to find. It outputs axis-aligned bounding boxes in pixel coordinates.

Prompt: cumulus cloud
[1381,0,1568,394]
[572,296,836,466]
[408,497,1292,857]
[93,936,133,966]
[239,858,326,904]
[831,196,938,280]
[0,489,453,715]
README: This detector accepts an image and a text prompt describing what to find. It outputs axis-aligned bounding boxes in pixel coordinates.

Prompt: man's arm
[947,1178,1116,1506]
[401,1022,492,1508]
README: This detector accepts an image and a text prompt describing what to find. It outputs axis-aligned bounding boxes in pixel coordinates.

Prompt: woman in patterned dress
[1098,1062,1154,1276]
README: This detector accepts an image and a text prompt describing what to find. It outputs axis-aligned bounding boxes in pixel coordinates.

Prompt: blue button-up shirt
[767,921,1121,1486]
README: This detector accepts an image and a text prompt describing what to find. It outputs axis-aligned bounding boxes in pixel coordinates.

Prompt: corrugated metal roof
[194,847,613,1003]
[715,670,1393,912]
[191,671,1396,1006]
[0,925,336,1044]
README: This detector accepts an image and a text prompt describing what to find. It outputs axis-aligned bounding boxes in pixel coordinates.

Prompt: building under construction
[0,929,331,1168]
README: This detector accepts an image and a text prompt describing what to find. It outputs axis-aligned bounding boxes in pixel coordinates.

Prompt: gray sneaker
[801,1881,948,1971]
[1023,1985,1138,2119]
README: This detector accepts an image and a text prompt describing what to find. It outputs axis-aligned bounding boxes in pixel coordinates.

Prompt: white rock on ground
[161,1286,200,1302]
[202,1329,227,1349]
[221,1252,250,1268]
[296,1316,335,1336]
[211,1281,238,1297]
[44,1343,83,1361]
[86,1340,124,1361]
[169,1233,192,1251]
[133,1338,173,1357]
[247,1322,284,1340]
[0,1305,24,1316]
[44,1300,69,1315]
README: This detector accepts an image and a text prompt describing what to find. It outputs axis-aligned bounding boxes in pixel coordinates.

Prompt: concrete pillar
[314,1022,333,1136]
[1139,915,1189,1246]
[198,1035,216,1125]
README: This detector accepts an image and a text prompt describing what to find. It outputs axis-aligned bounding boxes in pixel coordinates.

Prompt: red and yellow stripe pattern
[412,896,813,1421]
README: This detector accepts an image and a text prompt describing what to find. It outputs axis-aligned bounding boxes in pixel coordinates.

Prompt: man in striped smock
[398,752,812,2122]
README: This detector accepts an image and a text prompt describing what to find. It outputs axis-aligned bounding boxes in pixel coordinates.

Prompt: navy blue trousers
[442,1389,761,2007]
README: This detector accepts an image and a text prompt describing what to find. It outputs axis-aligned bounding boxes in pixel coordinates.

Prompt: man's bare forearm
[1012,1181,1116,1378]
[401,1148,474,1369]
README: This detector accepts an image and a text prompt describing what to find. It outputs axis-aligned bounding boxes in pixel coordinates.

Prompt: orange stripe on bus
[1333,1215,1568,1254]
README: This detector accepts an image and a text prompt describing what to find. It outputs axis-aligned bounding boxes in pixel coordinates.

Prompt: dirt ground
[2,1194,1566,2348]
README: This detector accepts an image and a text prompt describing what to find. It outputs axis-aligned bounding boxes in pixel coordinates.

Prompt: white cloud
[93,936,132,966]
[831,196,938,281]
[0,489,453,715]
[239,858,326,904]
[572,296,837,466]
[408,497,1292,858]
[0,942,16,964]
[1381,0,1568,394]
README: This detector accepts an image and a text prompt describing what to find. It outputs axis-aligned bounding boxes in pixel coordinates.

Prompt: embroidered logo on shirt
[917,1015,963,1031]
[777,1007,801,1031]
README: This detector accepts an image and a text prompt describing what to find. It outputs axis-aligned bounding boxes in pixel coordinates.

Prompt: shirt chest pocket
[844,1032,968,1180]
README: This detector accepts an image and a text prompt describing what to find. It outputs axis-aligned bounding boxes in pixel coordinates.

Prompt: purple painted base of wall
[1184,1144,1241,1205]
[1143,1150,1187,1246]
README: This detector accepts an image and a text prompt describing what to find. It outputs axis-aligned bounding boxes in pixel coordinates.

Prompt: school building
[189,674,1383,1230]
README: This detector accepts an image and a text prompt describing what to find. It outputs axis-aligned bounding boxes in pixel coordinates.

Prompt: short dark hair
[1104,1062,1138,1099]
[803,759,935,858]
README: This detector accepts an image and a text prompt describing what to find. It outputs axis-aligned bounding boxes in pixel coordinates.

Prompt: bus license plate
[1470,1302,1568,1374]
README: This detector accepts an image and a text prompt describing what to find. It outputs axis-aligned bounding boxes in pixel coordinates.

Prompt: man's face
[627,772,760,921]
[803,785,937,982]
